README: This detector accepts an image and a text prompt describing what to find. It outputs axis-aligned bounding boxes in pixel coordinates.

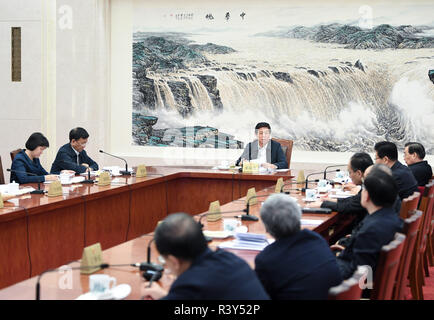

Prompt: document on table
[218,232,274,251]
[300,219,324,226]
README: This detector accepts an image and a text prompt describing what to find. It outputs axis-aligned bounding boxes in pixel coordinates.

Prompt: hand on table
[1,193,15,201]
[45,175,59,181]
[141,281,167,300]
[60,170,75,174]
[261,163,277,170]
[304,200,323,208]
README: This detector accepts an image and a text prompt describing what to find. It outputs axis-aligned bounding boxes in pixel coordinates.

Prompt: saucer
[76,284,131,300]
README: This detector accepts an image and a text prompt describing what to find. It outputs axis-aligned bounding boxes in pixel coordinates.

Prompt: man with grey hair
[254,194,342,300]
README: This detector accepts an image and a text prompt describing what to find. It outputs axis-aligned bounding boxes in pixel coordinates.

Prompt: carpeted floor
[422,266,434,300]
[404,265,434,300]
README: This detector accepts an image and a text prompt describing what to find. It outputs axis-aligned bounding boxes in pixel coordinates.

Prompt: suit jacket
[408,161,432,187]
[10,150,49,184]
[336,207,403,280]
[391,161,418,200]
[162,248,270,300]
[235,139,288,169]
[322,190,366,216]
[255,229,342,300]
[50,143,99,174]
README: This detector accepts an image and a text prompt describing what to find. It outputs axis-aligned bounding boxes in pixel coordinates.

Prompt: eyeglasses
[157,255,166,265]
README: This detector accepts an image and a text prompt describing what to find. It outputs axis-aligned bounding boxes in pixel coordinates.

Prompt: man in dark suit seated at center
[140,213,270,300]
[254,193,342,299]
[50,127,99,174]
[235,122,288,169]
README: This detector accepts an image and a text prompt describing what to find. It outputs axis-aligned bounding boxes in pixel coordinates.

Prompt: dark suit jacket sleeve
[272,143,288,169]
[162,285,198,300]
[11,158,45,184]
[338,229,381,279]
[82,151,99,171]
[254,255,274,296]
[53,149,87,174]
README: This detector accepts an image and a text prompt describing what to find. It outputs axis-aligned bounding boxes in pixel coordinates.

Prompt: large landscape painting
[132,0,434,154]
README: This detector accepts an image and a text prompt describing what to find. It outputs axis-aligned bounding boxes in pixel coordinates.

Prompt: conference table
[0,166,355,299]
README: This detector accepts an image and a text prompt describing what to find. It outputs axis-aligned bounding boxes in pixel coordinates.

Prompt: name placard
[207,200,222,222]
[297,170,305,188]
[47,180,62,197]
[0,194,3,208]
[136,165,147,178]
[275,177,284,193]
[242,161,251,173]
[242,161,259,173]
[251,162,259,173]
[246,187,257,205]
[97,171,111,186]
[80,243,103,274]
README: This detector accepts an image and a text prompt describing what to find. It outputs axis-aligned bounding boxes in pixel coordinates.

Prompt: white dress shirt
[257,141,268,164]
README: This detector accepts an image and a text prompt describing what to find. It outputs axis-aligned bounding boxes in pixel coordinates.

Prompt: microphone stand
[280,180,319,194]
[323,164,346,179]
[139,238,164,281]
[7,169,45,194]
[304,169,340,189]
[36,260,164,300]
[197,210,247,242]
[82,169,94,184]
[244,194,273,221]
[99,150,131,176]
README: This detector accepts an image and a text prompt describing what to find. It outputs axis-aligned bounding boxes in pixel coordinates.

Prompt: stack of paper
[300,219,323,226]
[328,191,352,199]
[0,186,35,197]
[218,232,272,251]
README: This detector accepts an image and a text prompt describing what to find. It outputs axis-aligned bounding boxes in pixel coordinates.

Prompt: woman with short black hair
[10,132,58,184]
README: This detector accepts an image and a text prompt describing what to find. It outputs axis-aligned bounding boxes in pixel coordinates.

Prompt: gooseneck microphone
[323,165,346,179]
[132,238,164,282]
[36,258,165,299]
[7,169,45,194]
[82,169,94,184]
[244,194,273,221]
[36,263,111,300]
[99,150,131,176]
[197,209,247,242]
[304,169,340,189]
[280,180,319,194]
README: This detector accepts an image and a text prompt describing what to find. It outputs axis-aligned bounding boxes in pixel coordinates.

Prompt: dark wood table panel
[0,216,31,288]
[0,166,294,290]
[28,203,85,277]
[127,182,168,241]
[84,189,130,251]
[166,177,235,215]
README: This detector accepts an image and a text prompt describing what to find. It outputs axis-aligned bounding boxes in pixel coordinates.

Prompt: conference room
[1,0,433,307]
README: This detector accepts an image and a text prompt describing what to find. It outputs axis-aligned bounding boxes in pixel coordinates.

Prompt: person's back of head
[25,132,49,151]
[260,193,301,240]
[363,165,398,208]
[69,127,89,142]
[350,152,374,173]
[374,141,398,162]
[405,142,426,160]
[155,213,207,261]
